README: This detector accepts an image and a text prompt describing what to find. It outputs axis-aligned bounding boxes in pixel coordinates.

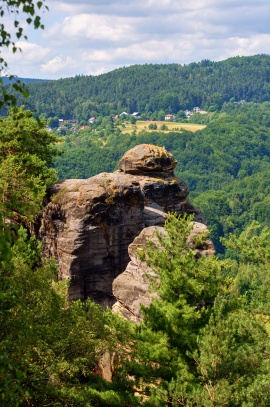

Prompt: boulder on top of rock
[118,144,177,174]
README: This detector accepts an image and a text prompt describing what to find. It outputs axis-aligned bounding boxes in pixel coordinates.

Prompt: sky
[2,0,270,80]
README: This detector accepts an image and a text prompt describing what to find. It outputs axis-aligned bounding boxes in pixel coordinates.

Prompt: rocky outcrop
[36,144,203,307]
[37,173,145,307]
[112,222,215,322]
[118,144,177,173]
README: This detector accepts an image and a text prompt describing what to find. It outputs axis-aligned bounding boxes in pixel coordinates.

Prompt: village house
[184,110,192,118]
[165,114,176,121]
[59,118,77,127]
[198,110,208,114]
[131,112,141,118]
[119,111,130,117]
[79,125,90,131]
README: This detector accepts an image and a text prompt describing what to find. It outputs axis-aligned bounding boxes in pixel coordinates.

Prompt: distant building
[89,117,96,124]
[198,110,208,115]
[165,114,175,121]
[131,112,141,118]
[193,107,201,113]
[112,115,119,122]
[79,125,90,130]
[119,111,130,117]
[234,100,246,105]
[59,118,77,126]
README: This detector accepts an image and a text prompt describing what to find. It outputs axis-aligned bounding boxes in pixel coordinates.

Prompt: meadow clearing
[119,120,206,134]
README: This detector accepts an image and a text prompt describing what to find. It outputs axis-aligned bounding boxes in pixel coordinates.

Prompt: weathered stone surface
[130,172,203,221]
[112,222,215,322]
[143,204,167,227]
[118,144,177,174]
[36,144,203,307]
[37,172,145,307]
[112,226,163,322]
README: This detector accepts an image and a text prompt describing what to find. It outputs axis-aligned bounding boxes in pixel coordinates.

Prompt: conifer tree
[126,214,270,406]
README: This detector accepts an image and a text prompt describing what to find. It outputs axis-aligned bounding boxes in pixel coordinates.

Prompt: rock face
[118,144,177,173]
[36,144,203,307]
[112,223,215,322]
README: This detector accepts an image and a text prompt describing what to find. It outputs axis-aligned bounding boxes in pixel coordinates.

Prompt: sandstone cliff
[36,144,203,307]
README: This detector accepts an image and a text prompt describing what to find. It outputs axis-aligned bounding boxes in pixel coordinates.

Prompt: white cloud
[2,0,270,79]
[1,41,52,77]
[41,55,80,77]
[46,14,139,45]
[227,34,270,57]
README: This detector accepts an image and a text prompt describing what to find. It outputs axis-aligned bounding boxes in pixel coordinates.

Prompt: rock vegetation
[112,222,215,322]
[36,144,205,308]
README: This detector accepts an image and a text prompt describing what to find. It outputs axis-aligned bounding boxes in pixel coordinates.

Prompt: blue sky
[2,0,270,79]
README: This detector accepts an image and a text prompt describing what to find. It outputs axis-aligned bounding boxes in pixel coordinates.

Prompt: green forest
[5,54,270,122]
[1,54,270,405]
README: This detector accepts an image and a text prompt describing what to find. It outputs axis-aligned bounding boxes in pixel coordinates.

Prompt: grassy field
[119,120,206,134]
[266,320,270,335]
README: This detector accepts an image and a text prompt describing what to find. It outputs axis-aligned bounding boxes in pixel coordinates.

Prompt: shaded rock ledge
[35,144,203,307]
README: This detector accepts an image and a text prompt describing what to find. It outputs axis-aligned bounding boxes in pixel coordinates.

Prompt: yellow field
[266,320,270,335]
[120,120,206,134]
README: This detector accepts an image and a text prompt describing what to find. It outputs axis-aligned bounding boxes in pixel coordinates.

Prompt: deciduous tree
[0,106,58,224]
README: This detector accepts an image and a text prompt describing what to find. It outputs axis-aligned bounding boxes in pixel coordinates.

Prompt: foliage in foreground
[0,227,137,406]
[125,214,270,406]
[1,214,270,405]
[0,107,58,224]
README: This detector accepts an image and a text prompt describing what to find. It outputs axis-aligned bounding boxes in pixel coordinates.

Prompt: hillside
[8,54,270,122]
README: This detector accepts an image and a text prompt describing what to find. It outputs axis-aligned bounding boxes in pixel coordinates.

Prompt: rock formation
[112,223,215,322]
[36,144,203,307]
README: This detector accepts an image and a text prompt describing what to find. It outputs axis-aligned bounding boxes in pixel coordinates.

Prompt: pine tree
[126,214,270,406]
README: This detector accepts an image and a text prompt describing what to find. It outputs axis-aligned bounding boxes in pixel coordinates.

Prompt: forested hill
[13,54,270,121]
